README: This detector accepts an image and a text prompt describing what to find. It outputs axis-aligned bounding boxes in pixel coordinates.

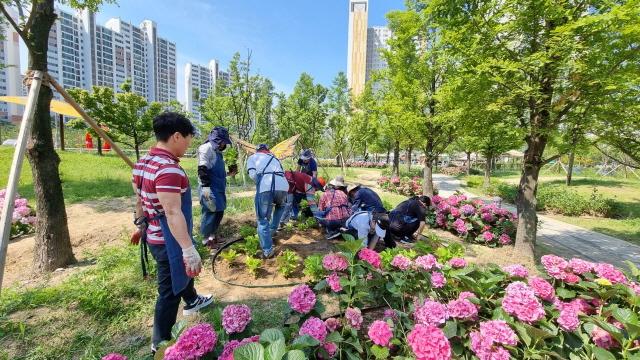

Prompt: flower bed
[104,242,640,359]
[427,194,517,246]
[0,189,36,238]
[378,176,424,197]
[346,160,387,169]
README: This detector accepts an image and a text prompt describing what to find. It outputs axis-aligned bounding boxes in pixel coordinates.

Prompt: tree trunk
[96,135,103,156]
[406,147,412,172]
[386,147,391,165]
[134,132,140,160]
[423,156,435,196]
[58,114,65,151]
[392,141,400,177]
[340,152,346,175]
[26,0,76,272]
[483,155,492,189]
[566,150,575,186]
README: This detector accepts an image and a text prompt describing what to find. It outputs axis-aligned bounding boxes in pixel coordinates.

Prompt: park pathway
[432,174,640,269]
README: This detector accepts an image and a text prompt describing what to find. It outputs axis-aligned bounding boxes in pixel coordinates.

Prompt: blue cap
[257,144,269,151]
[208,126,232,147]
[300,149,313,160]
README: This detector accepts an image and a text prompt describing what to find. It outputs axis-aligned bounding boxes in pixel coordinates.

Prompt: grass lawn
[459,170,640,245]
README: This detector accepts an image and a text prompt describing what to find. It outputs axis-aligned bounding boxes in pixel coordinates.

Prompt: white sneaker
[183,294,214,316]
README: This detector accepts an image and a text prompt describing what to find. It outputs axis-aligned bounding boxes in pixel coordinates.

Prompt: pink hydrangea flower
[568,258,594,274]
[499,234,512,245]
[502,282,546,323]
[368,320,393,347]
[431,272,446,288]
[458,291,476,301]
[218,336,260,360]
[502,264,529,278]
[436,214,446,227]
[322,342,338,358]
[470,319,518,359]
[358,248,381,268]
[164,323,217,360]
[383,308,398,321]
[323,253,349,272]
[415,254,440,271]
[452,218,467,234]
[528,276,555,302]
[431,195,443,204]
[102,354,127,360]
[461,204,475,216]
[345,307,363,330]
[594,263,627,284]
[325,317,341,332]
[591,326,619,349]
[450,207,461,218]
[481,231,495,242]
[414,299,448,326]
[564,273,581,284]
[407,324,451,360]
[288,284,317,314]
[222,304,252,334]
[391,255,412,270]
[448,257,467,268]
[326,272,342,292]
[481,212,494,222]
[299,317,328,342]
[556,307,580,332]
[446,298,478,321]
[541,254,569,280]
[629,282,640,296]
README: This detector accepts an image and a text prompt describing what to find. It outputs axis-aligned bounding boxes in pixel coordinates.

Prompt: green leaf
[260,328,285,344]
[592,347,616,360]
[555,287,576,299]
[443,321,457,339]
[266,339,286,360]
[371,345,390,359]
[612,307,638,325]
[523,323,555,341]
[290,335,320,350]
[325,331,344,343]
[170,320,187,339]
[285,350,306,360]
[513,322,532,347]
[234,342,265,360]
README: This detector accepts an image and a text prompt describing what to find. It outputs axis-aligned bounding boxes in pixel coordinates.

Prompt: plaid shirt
[319,189,351,221]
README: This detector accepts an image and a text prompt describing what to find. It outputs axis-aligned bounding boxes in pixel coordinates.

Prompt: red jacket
[284,171,313,194]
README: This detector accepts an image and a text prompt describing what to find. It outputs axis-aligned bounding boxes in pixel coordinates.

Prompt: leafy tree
[276,73,328,151]
[427,0,640,257]
[349,82,381,161]
[251,77,275,145]
[0,0,114,272]
[326,72,351,174]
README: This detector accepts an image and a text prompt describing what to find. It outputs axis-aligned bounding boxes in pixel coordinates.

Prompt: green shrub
[276,250,301,278]
[303,254,325,281]
[239,224,257,238]
[537,186,615,217]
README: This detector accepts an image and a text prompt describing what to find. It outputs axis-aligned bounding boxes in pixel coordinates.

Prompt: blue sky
[51,0,405,102]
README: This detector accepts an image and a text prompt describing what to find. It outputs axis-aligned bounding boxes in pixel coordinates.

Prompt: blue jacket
[351,187,386,213]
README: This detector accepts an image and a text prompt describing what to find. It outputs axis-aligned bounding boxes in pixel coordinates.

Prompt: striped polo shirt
[132,147,190,245]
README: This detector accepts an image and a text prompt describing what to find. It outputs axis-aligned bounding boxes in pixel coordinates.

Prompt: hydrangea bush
[0,189,36,238]
[427,193,517,246]
[377,176,425,197]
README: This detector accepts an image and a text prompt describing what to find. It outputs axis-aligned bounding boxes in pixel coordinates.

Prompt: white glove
[201,187,211,199]
[182,245,202,276]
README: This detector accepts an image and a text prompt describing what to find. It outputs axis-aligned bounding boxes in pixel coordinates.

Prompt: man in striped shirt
[132,112,213,354]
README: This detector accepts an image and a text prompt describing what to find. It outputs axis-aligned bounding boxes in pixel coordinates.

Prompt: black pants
[149,244,197,347]
[385,219,419,247]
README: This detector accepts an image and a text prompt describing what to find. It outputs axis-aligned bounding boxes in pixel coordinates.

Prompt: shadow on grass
[545,178,629,188]
[591,227,640,247]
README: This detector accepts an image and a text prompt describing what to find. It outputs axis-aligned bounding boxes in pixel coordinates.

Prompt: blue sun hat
[208,126,232,147]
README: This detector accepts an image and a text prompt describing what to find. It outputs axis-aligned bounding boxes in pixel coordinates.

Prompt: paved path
[432,174,640,269]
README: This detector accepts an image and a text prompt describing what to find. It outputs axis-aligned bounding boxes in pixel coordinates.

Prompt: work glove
[182,245,202,277]
[131,217,147,245]
[201,187,212,199]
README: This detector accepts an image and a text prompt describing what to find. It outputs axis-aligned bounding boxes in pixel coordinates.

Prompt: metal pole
[48,76,134,168]
[0,70,43,294]
[59,113,65,151]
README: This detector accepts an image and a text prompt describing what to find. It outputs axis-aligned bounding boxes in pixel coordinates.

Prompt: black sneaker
[326,232,342,240]
[400,237,414,244]
[183,294,214,316]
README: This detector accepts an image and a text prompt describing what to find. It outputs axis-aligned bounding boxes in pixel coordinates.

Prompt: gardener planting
[343,210,391,249]
[197,126,237,248]
[280,170,326,226]
[297,148,318,178]
[318,177,352,239]
[247,144,288,259]
[131,112,213,354]
[386,195,431,245]
[347,183,387,214]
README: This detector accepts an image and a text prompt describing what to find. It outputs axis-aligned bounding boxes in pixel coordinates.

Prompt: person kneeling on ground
[347,184,387,214]
[280,170,325,226]
[386,195,431,246]
[343,211,391,249]
[197,126,237,249]
[132,112,213,354]
[247,144,288,259]
[317,177,352,239]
